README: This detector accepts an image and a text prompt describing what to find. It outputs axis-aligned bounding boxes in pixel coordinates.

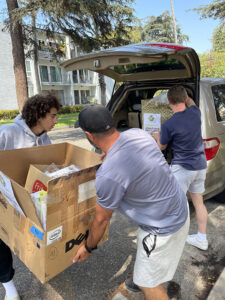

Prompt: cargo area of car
[110,84,195,163]
[111,84,194,130]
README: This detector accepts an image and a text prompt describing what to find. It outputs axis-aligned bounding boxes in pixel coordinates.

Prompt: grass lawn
[0,113,79,128]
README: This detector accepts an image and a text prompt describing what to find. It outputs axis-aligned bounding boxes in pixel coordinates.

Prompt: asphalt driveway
[0,127,224,300]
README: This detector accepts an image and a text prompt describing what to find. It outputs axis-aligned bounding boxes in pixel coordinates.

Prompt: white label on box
[45,164,80,178]
[47,226,63,246]
[143,113,161,133]
[0,171,25,216]
[78,180,96,203]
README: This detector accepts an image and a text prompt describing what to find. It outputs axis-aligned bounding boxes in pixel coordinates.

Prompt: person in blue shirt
[152,85,208,251]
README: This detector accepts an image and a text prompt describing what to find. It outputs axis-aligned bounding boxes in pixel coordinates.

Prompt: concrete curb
[207,267,225,300]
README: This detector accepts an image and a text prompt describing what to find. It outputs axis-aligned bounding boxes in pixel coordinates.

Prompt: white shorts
[171,164,206,194]
[133,214,190,288]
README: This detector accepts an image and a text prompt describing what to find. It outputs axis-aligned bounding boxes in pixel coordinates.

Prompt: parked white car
[62,43,225,200]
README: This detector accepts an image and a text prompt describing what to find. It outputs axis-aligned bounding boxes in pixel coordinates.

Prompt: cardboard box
[128,112,141,128]
[25,164,80,193]
[142,99,173,125]
[0,143,108,283]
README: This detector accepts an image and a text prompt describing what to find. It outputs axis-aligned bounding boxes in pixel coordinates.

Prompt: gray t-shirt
[96,128,188,236]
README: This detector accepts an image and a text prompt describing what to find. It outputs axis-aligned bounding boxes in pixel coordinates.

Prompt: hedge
[0,110,19,120]
[58,105,85,114]
[0,105,86,120]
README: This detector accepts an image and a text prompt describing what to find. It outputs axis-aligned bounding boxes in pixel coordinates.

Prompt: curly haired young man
[0,92,61,300]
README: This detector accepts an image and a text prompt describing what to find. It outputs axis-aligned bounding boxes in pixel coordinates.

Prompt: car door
[61,42,201,105]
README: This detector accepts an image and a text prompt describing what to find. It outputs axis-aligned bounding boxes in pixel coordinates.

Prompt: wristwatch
[84,241,97,253]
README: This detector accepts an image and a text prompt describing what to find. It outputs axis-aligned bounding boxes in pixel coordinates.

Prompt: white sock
[197,232,207,241]
[2,279,19,300]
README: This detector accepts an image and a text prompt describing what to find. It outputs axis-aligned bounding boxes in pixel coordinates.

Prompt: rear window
[212,84,225,122]
[109,58,185,75]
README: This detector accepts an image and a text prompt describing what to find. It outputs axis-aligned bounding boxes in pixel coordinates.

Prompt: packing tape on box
[30,225,45,240]
[78,179,96,203]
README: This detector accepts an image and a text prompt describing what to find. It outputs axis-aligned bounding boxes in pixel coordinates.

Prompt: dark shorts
[0,239,14,283]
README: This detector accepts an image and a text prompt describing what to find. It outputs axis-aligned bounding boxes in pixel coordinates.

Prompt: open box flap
[11,179,43,229]
[64,143,101,169]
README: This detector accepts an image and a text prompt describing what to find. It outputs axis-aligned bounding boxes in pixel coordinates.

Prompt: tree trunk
[32,14,41,94]
[6,0,28,111]
[94,27,106,106]
[98,73,106,106]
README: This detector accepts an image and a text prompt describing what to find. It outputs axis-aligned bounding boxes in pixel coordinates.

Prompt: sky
[132,0,220,53]
[0,0,220,54]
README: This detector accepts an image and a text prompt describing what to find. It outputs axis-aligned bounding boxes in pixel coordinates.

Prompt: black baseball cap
[78,104,115,133]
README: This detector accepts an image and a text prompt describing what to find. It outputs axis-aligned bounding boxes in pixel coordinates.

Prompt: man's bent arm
[73,203,113,263]
[185,96,196,107]
[157,141,167,151]
[151,131,167,151]
[86,203,113,248]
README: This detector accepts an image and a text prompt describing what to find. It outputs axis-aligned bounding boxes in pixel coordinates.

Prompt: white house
[0,24,114,110]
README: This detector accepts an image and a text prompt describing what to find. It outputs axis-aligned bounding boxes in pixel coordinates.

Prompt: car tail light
[203,138,220,161]
[146,43,187,50]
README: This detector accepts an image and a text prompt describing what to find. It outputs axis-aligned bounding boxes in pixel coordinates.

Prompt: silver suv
[62,43,225,200]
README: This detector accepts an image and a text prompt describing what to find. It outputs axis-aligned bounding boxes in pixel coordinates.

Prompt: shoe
[125,277,141,293]
[4,296,20,300]
[186,234,208,250]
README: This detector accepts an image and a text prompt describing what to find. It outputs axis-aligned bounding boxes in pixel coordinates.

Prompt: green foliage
[58,105,85,114]
[0,110,19,120]
[99,0,135,48]
[193,0,225,22]
[127,26,143,43]
[0,112,79,127]
[129,11,189,44]
[127,18,143,43]
[0,105,85,120]
[199,51,225,77]
[12,0,135,52]
[142,11,189,44]
[213,23,225,51]
[55,113,78,127]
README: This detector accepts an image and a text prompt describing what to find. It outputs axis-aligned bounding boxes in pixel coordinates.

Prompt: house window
[73,71,78,83]
[81,90,91,104]
[76,47,84,57]
[28,84,34,97]
[212,85,225,122]
[39,66,49,82]
[79,70,84,82]
[89,71,94,83]
[54,90,65,104]
[50,66,62,82]
[81,90,86,103]
[74,90,80,104]
[71,49,76,58]
[25,61,32,82]
[25,60,31,73]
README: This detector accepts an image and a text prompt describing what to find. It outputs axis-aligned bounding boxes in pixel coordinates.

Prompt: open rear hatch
[62,43,201,162]
[62,42,200,101]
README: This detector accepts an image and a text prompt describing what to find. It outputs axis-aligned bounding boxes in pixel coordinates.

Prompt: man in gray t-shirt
[73,104,189,300]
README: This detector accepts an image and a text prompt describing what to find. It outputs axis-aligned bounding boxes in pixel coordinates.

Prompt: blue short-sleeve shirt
[160,106,207,170]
